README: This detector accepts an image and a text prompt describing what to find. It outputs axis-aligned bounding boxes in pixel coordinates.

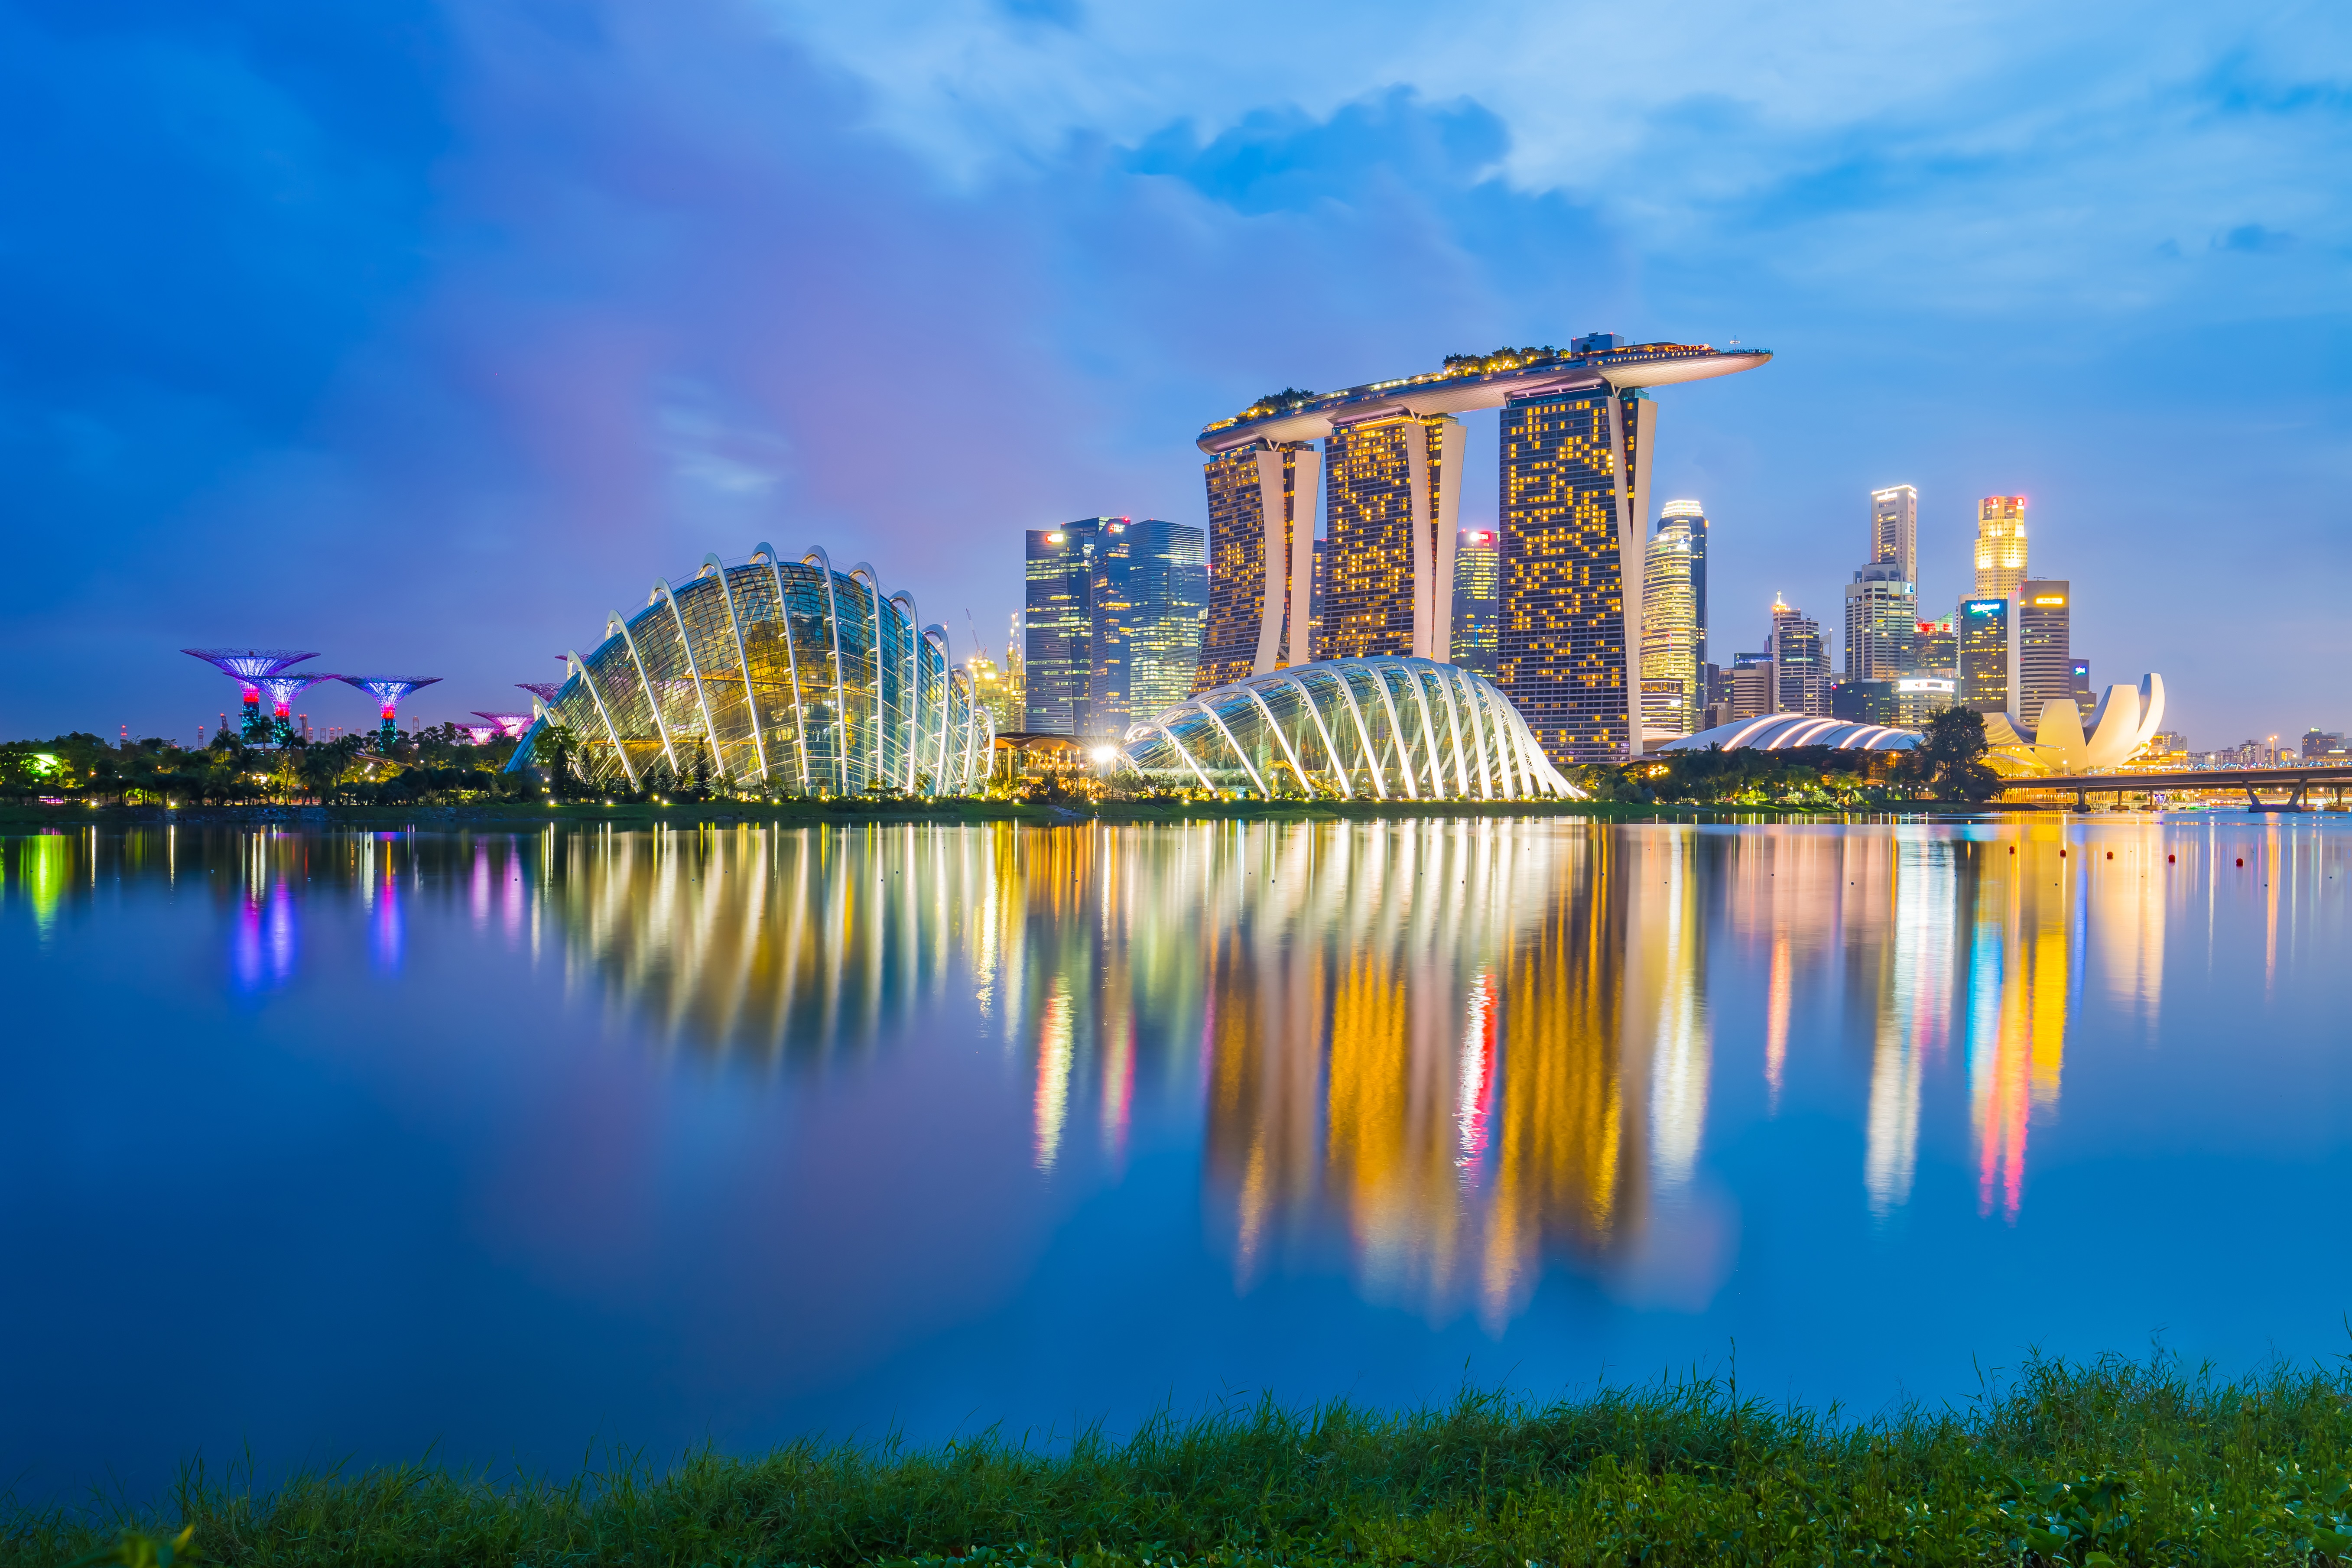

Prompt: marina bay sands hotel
[1193,333,1769,764]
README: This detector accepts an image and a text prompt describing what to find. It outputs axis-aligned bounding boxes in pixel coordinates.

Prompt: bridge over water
[1999,764,2352,811]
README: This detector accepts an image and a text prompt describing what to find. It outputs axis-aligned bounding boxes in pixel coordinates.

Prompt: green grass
[14,1354,2352,1565]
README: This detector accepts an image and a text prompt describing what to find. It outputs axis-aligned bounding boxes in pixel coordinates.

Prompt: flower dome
[510,545,994,795]
[1119,658,1577,800]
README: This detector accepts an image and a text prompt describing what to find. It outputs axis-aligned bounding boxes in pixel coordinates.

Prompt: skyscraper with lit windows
[1026,519,1101,734]
[1844,562,1917,681]
[1197,442,1319,690]
[1871,485,1918,586]
[2017,578,2072,727]
[1657,500,1710,666]
[1092,518,1207,733]
[1322,413,1462,662]
[1767,598,1829,715]
[1642,517,1700,738]
[1959,597,2019,717]
[1974,496,2028,601]
[1499,379,1654,763]
[1449,527,1500,675]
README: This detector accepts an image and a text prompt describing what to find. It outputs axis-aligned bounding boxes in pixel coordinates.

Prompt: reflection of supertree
[338,676,441,750]
[251,672,341,744]
[183,649,316,742]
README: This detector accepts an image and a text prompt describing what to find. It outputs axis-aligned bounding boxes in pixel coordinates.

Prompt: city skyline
[4,6,2343,748]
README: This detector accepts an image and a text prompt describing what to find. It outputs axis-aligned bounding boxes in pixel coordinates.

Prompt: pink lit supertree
[183,649,316,742]
[337,676,441,751]
[252,672,342,745]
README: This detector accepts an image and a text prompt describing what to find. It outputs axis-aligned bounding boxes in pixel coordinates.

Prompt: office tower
[1642,516,1701,737]
[1090,518,1208,734]
[2016,578,2072,727]
[1500,380,1655,762]
[1025,519,1101,734]
[1728,652,1775,720]
[1198,441,1320,690]
[1912,614,1957,674]
[1843,562,1917,681]
[967,653,1021,733]
[1871,485,1918,587]
[1657,499,1710,663]
[1323,412,1463,662]
[1449,527,1500,675]
[1958,597,2019,717]
[1974,496,2028,601]
[2071,660,2092,704]
[1768,598,1829,715]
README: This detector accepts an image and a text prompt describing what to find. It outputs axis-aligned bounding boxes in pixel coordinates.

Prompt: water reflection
[0,817,2324,1324]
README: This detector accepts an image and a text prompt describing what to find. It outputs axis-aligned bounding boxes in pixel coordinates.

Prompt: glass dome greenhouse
[510,545,994,795]
[1119,659,1577,801]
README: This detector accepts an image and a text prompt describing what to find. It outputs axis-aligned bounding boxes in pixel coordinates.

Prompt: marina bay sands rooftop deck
[1197,337,1771,454]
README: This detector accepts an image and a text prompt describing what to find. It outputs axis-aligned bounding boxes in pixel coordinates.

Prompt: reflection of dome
[1660,715,1921,753]
[510,544,995,795]
[1120,658,1578,800]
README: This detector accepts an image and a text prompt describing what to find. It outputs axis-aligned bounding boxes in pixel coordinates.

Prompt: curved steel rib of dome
[508,544,994,795]
[1118,658,1579,801]
[1660,715,1921,753]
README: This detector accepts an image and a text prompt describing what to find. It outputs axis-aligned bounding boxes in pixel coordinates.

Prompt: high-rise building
[1657,499,1710,664]
[1449,527,1500,675]
[2017,578,2072,727]
[1642,516,1701,737]
[1871,485,1919,588]
[1974,496,2028,601]
[2071,659,2092,705]
[1767,598,1829,715]
[967,652,1021,733]
[1193,334,1772,763]
[1322,413,1463,662]
[1913,615,1957,674]
[1843,562,1917,681]
[1958,597,2019,717]
[1728,652,1775,721]
[1025,519,1101,734]
[1090,518,1207,733]
[1500,381,1655,762]
[1197,441,1319,690]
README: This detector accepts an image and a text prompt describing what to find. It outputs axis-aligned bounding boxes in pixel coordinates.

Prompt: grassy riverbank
[13,1355,2352,1565]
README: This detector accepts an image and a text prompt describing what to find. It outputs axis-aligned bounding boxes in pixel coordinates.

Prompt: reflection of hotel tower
[1197,822,1725,1327]
[1192,339,1768,763]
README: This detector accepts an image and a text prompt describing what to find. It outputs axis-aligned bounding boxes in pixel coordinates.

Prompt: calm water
[6,815,2352,1498]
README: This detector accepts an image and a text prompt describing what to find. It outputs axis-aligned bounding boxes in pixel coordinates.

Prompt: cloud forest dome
[509,544,994,795]
[1121,659,1578,801]
[1198,338,1771,454]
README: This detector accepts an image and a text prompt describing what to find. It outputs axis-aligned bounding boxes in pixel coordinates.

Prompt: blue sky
[4,0,2347,745]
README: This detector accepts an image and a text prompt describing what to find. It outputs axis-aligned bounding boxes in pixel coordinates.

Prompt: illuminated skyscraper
[1974,496,2028,601]
[1913,615,1957,674]
[1959,597,2018,717]
[1090,518,1208,733]
[1768,598,1829,715]
[1449,527,1500,675]
[1026,520,1100,734]
[1642,517,1700,738]
[1500,377,1654,762]
[2017,578,2072,727]
[1871,485,1918,587]
[1657,500,1710,664]
[1843,562,1917,681]
[1192,336,1770,761]
[1198,441,1319,689]
[1322,413,1462,662]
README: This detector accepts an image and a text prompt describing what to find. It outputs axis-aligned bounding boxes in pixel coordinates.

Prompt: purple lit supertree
[183,649,317,742]
[252,672,342,744]
[338,676,441,751]
[516,682,565,703]
[473,711,535,740]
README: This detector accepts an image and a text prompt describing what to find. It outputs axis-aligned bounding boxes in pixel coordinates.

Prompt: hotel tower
[1194,334,1768,763]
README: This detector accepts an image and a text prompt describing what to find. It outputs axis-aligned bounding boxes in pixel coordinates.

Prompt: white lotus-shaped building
[1991,675,2166,773]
